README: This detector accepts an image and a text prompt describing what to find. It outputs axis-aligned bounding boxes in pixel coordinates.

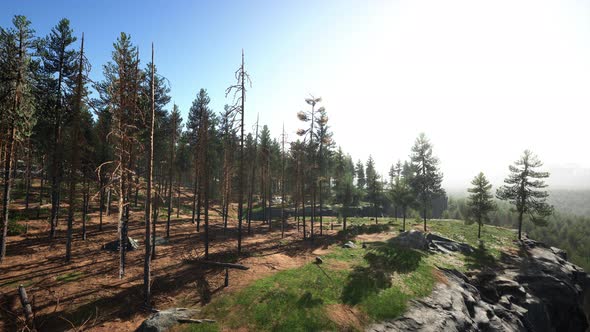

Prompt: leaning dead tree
[225,49,251,255]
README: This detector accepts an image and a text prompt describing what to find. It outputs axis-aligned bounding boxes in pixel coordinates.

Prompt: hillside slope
[171,219,590,332]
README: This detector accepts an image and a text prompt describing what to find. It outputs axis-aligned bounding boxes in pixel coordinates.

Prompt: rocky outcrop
[136,308,201,332]
[102,237,139,251]
[391,230,474,255]
[369,235,590,332]
[426,233,474,255]
[390,230,429,250]
[368,268,527,331]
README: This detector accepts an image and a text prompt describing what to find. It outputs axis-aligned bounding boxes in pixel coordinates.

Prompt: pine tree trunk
[24,140,31,217]
[403,208,407,232]
[99,180,104,231]
[302,179,306,240]
[166,119,175,238]
[478,220,481,239]
[144,46,155,307]
[106,188,111,216]
[246,118,258,236]
[37,157,44,219]
[0,125,15,263]
[166,177,172,238]
[117,121,127,279]
[49,55,65,241]
[134,173,139,207]
[319,181,323,235]
[268,176,272,232]
[423,205,427,232]
[82,180,88,240]
[196,187,201,233]
[204,178,209,260]
[176,172,181,218]
[201,111,209,259]
[152,180,158,259]
[191,165,198,224]
[281,128,285,239]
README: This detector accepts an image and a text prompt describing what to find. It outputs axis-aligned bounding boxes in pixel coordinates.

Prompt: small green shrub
[8,220,26,236]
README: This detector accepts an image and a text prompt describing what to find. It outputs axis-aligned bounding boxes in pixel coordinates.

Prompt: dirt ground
[0,188,342,332]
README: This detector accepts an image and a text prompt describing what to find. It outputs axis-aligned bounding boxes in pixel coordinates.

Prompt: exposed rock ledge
[369,232,590,332]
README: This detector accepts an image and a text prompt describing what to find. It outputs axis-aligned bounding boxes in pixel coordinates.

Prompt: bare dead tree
[225,50,251,255]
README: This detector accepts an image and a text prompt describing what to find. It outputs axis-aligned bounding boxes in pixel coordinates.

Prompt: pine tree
[355,160,365,192]
[187,89,211,228]
[280,124,286,238]
[390,160,415,232]
[496,150,553,240]
[409,133,444,231]
[259,125,271,226]
[143,43,156,307]
[315,106,332,235]
[65,32,87,262]
[246,115,259,235]
[39,18,78,240]
[466,172,495,239]
[0,15,37,263]
[296,96,322,240]
[95,32,142,278]
[166,104,181,238]
[334,153,356,230]
[389,160,402,219]
[365,155,380,223]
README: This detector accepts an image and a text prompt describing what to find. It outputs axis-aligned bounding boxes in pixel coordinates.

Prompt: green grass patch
[7,219,26,236]
[0,279,34,288]
[191,240,435,331]
[420,219,518,269]
[56,271,84,282]
[427,219,517,259]
[174,322,220,332]
[180,218,518,331]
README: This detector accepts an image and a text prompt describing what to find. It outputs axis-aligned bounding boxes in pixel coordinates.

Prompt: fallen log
[201,261,249,288]
[201,261,249,270]
[18,285,36,331]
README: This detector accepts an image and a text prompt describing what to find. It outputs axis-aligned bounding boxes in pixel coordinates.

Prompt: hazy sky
[3,0,590,190]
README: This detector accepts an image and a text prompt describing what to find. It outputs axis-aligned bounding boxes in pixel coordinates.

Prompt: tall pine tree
[409,133,444,231]
[496,150,553,240]
[467,172,495,238]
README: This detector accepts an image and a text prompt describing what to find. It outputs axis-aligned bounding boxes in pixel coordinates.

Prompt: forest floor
[0,184,355,332]
[0,182,519,332]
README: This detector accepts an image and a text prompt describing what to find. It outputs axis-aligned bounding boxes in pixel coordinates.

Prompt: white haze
[244,0,590,191]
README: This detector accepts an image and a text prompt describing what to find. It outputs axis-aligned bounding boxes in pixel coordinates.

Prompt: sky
[2,0,590,190]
